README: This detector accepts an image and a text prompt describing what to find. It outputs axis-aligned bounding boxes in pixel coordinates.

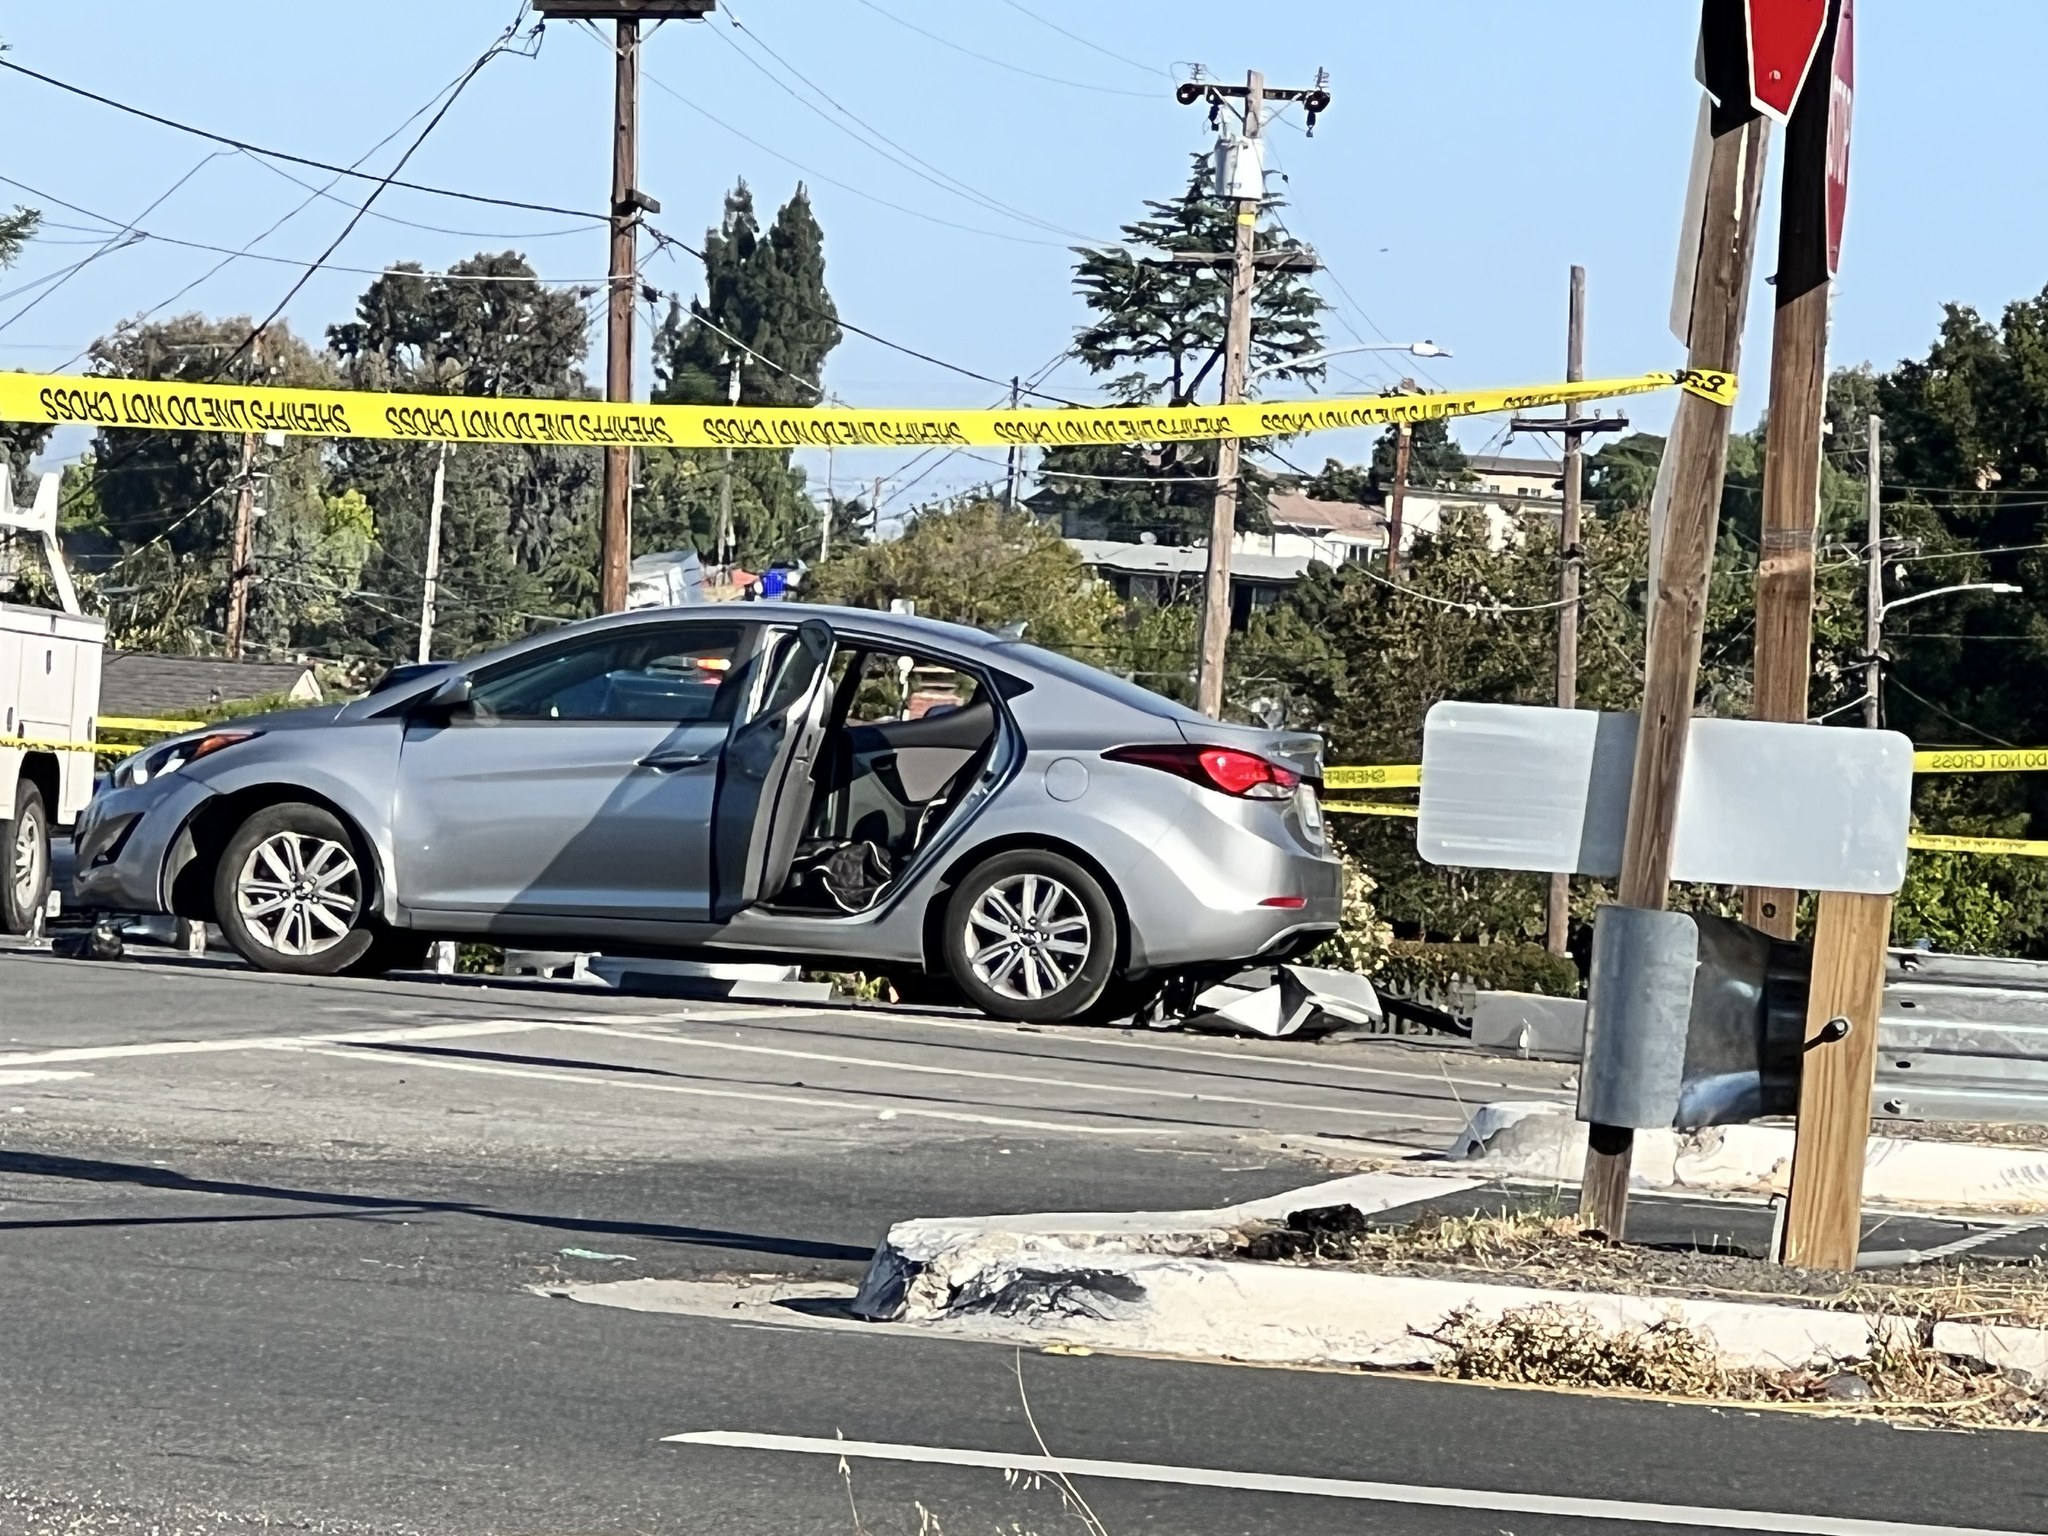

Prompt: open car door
[712,618,834,919]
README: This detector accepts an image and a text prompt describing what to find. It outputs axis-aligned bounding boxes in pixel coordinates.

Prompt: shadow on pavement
[0,1149,872,1260]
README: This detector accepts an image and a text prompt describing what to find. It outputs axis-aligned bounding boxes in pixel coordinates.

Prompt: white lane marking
[576,1025,1464,1127]
[665,1432,2035,1536]
[757,1010,1534,1094]
[0,1069,90,1085]
[0,1018,548,1068]
[280,1046,1165,1135]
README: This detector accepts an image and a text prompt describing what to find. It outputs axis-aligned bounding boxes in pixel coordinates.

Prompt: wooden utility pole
[224,431,257,659]
[1863,413,1882,726]
[417,442,449,665]
[1578,110,1771,1238]
[599,13,642,613]
[1509,271,1626,957]
[1548,266,1590,954]
[1743,0,1850,939]
[1194,68,1264,720]
[718,354,740,569]
[1174,70,1330,718]
[1385,423,1412,578]
[535,2,712,609]
[1004,375,1022,514]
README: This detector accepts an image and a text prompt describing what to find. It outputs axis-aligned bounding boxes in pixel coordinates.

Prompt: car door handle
[638,750,711,772]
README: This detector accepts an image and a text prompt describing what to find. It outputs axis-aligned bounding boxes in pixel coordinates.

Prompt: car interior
[771,645,1002,914]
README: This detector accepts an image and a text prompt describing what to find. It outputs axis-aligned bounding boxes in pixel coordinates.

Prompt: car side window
[468,625,746,723]
[844,651,983,724]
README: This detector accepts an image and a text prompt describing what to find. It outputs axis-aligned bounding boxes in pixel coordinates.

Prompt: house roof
[1065,539,1313,584]
[100,651,320,719]
[1264,488,1387,538]
[1467,453,1562,479]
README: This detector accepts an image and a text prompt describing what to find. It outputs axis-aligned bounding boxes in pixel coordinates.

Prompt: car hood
[1173,719,1325,781]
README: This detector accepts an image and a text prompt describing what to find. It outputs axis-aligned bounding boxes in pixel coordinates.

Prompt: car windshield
[1002,642,1209,723]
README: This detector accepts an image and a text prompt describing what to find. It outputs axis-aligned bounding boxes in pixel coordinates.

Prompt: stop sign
[1825,0,1854,275]
[1746,0,1831,120]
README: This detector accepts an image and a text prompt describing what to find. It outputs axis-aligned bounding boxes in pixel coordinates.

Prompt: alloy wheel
[964,871,1092,1001]
[235,831,361,957]
[10,813,43,911]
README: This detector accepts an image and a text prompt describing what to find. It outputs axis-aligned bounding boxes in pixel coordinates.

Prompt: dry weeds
[1423,1302,2046,1428]
[1239,1202,2048,1328]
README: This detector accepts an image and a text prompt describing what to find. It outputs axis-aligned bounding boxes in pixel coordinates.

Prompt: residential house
[100,652,322,720]
[1065,538,1311,629]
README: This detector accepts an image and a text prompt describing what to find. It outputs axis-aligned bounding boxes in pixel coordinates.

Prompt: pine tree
[1033,154,1325,545]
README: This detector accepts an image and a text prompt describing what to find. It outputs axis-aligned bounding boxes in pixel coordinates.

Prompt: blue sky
[0,1,2041,508]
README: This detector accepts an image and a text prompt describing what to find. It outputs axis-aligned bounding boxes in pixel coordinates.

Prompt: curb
[851,1171,2047,1385]
[1451,1101,2048,1213]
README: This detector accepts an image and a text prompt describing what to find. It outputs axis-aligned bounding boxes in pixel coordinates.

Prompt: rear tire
[942,849,1117,1023]
[342,926,433,978]
[213,802,376,976]
[0,780,51,936]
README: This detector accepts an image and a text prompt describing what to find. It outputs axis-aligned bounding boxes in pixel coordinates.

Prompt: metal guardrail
[1876,952,2048,1125]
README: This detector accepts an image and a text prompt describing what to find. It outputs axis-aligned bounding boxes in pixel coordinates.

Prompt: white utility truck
[0,469,102,933]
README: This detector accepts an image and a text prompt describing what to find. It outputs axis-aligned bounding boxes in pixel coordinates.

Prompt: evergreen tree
[1032,154,1325,545]
[0,198,47,478]
[643,182,841,567]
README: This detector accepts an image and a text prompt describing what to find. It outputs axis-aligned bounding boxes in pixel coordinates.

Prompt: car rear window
[1003,643,1210,723]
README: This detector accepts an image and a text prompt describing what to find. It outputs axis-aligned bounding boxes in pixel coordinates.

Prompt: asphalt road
[0,946,2043,1536]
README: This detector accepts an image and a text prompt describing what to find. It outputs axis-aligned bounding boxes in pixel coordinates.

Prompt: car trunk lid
[1172,719,1325,783]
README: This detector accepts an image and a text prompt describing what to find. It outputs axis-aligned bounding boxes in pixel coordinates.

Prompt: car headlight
[116,730,263,788]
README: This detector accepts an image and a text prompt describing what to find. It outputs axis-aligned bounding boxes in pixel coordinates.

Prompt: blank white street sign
[1417,702,1914,895]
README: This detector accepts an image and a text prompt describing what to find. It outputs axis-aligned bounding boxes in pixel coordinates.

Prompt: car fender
[184,724,406,921]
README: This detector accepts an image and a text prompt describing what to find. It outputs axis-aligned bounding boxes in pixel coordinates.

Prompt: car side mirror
[422,674,473,714]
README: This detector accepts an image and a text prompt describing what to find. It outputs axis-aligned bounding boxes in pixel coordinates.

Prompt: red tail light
[1105,743,1301,800]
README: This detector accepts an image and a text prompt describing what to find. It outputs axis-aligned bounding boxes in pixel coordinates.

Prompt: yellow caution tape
[1324,764,1422,791]
[0,370,1726,451]
[1913,748,2048,775]
[1322,801,1421,818]
[2,735,95,756]
[1907,832,2048,859]
[98,715,205,735]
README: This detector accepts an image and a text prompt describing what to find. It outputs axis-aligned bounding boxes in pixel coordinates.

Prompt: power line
[643,235,1079,405]
[993,0,1163,78]
[0,152,228,336]
[0,55,604,223]
[714,5,1112,245]
[215,9,536,375]
[574,21,1071,251]
[846,0,1154,97]
[0,182,613,288]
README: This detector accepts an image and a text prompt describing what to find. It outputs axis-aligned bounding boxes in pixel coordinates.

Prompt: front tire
[213,803,376,976]
[1,779,51,935]
[942,849,1117,1023]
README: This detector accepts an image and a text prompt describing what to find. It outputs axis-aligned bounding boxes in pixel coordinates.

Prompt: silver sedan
[75,605,1341,1022]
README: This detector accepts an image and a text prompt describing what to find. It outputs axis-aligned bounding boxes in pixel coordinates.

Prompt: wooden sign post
[1781,888,1892,1269]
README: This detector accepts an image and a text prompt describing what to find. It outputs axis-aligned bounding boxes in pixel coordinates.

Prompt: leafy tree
[804,499,1114,653]
[78,315,335,651]
[643,182,840,567]
[327,253,597,656]
[1032,154,1325,545]
[1307,420,1472,508]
